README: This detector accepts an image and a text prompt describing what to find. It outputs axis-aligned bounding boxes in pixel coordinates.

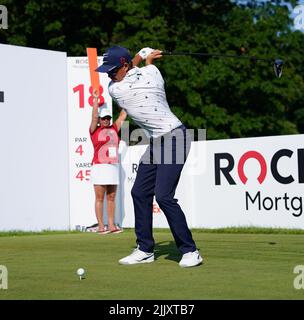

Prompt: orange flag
[87,48,100,94]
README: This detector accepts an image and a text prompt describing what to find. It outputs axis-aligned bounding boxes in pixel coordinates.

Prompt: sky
[231,0,304,31]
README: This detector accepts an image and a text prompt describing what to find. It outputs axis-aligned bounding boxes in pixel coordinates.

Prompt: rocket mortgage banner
[120,134,304,229]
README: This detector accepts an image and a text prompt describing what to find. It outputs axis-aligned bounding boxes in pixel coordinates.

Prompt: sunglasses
[107,65,122,79]
[100,116,112,121]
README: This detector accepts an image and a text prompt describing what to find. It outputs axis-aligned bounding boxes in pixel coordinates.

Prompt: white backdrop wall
[0,44,70,231]
[1,44,303,231]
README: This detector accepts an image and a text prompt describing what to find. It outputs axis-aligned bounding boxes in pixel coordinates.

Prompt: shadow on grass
[154,241,203,262]
[154,241,180,262]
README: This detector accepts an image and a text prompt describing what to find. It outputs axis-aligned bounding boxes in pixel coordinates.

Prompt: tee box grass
[0,228,304,300]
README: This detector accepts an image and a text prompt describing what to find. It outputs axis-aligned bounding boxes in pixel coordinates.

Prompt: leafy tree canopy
[1,0,303,139]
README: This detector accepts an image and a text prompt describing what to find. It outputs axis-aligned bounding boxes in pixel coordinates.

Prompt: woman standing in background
[90,89,127,234]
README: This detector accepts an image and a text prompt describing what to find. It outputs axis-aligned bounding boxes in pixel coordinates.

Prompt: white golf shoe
[179,250,203,268]
[119,247,154,265]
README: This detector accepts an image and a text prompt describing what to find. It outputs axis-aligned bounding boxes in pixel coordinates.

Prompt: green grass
[0,229,304,300]
[0,230,81,237]
[1,227,304,237]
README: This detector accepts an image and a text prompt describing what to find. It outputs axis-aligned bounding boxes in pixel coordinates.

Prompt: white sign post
[67,56,113,230]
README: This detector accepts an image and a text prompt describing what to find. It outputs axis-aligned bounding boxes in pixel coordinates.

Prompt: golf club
[162,51,284,78]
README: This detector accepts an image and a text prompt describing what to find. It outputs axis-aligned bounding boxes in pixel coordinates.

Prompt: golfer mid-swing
[97,45,203,267]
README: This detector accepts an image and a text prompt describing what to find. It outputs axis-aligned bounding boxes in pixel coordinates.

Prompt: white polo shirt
[108,64,182,138]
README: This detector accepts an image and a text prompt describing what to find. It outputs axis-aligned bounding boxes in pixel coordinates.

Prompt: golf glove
[138,47,154,60]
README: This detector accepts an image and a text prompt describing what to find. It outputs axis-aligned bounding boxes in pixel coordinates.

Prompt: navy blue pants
[131,125,197,254]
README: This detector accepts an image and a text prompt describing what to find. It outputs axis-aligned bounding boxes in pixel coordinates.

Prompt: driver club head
[273,59,283,78]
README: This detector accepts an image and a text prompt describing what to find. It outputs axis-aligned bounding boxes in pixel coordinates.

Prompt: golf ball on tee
[77,268,85,277]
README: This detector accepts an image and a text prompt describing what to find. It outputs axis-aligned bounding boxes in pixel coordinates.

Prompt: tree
[1,0,303,139]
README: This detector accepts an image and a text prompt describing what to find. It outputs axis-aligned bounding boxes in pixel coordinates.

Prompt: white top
[108,64,182,138]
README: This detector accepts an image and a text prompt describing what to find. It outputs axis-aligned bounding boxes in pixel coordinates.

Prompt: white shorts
[90,163,120,185]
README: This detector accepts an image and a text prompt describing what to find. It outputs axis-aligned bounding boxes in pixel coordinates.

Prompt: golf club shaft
[162,51,272,63]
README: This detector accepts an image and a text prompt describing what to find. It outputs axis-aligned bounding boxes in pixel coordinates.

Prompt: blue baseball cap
[96,46,132,73]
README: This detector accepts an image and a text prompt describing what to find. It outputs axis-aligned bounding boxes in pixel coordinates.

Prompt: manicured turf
[0,229,304,300]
